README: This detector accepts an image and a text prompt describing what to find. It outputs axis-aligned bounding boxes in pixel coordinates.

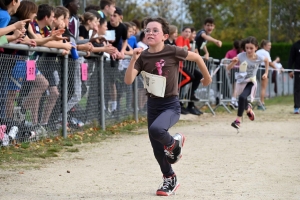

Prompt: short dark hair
[85,4,101,12]
[140,31,145,41]
[114,6,122,16]
[181,27,191,32]
[99,0,115,10]
[0,0,18,10]
[143,17,169,34]
[132,19,141,29]
[36,4,54,21]
[204,17,214,25]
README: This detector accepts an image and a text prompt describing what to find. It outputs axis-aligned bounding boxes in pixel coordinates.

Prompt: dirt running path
[1,105,299,200]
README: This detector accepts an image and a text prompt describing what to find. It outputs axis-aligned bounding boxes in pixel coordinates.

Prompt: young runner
[124,17,211,196]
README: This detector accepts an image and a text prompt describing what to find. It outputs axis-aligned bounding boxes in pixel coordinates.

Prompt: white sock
[231,97,236,102]
[112,101,117,111]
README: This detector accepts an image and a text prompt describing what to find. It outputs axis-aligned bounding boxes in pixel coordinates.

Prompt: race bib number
[26,60,36,81]
[81,63,88,81]
[141,71,166,97]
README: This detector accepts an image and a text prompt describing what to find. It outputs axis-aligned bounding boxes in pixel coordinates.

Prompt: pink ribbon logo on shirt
[155,59,165,76]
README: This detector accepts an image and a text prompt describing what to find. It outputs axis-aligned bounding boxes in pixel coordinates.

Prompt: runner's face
[245,43,258,57]
[145,22,167,46]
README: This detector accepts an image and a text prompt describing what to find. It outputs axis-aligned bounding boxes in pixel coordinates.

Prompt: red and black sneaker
[164,133,185,164]
[246,103,255,121]
[231,120,240,129]
[156,174,180,196]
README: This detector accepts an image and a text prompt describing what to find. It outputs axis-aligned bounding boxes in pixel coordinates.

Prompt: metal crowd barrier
[0,43,296,147]
[0,44,144,147]
[178,57,295,116]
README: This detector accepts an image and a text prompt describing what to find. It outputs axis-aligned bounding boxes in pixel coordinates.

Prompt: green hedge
[205,42,292,68]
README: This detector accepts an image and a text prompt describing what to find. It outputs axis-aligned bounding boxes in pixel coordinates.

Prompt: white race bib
[200,41,207,50]
[141,71,166,97]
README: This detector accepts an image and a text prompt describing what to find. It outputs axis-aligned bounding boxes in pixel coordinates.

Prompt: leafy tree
[271,0,300,43]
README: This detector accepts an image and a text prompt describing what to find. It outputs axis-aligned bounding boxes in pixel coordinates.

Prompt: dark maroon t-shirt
[134,45,188,97]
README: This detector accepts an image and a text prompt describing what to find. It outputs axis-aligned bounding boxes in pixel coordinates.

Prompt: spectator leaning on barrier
[63,0,94,127]
[255,39,277,110]
[195,17,222,60]
[21,4,71,133]
[271,56,284,95]
[116,22,135,113]
[164,24,177,46]
[135,31,148,114]
[124,17,212,196]
[132,19,141,42]
[0,0,26,43]
[98,0,116,20]
[176,27,203,116]
[288,39,300,114]
[0,0,24,135]
[106,7,127,114]
[5,2,57,129]
[225,39,242,109]
[227,36,269,130]
[78,12,99,40]
[189,27,197,52]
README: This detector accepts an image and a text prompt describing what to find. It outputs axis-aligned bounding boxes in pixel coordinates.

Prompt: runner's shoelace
[161,177,173,190]
[164,149,174,159]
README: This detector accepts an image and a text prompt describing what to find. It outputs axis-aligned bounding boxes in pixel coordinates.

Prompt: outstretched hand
[13,19,31,30]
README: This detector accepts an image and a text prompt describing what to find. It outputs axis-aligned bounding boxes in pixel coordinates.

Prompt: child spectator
[106,7,127,114]
[195,17,222,60]
[164,25,177,46]
[255,39,277,110]
[225,39,242,109]
[189,27,197,52]
[176,27,203,115]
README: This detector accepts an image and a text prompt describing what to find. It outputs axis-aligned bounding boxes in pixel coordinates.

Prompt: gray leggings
[147,96,180,176]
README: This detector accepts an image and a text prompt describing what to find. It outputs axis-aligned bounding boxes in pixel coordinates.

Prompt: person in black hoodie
[288,39,300,114]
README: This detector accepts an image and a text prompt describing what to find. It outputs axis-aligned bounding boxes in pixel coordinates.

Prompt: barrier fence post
[62,54,68,138]
[134,78,138,122]
[99,56,105,130]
